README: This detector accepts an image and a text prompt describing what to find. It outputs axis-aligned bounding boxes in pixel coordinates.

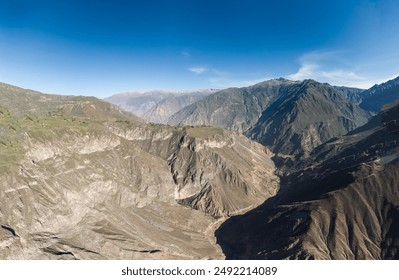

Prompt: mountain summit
[247,79,371,156]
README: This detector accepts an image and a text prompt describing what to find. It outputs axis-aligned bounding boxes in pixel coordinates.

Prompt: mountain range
[1,74,399,259]
[110,78,377,157]
[105,89,217,124]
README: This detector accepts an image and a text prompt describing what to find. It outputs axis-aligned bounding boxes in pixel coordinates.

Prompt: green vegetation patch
[186,126,223,138]
[147,122,185,133]
[0,107,107,174]
[25,114,102,140]
[0,108,24,173]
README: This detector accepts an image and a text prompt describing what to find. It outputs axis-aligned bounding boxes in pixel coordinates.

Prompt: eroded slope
[0,83,278,259]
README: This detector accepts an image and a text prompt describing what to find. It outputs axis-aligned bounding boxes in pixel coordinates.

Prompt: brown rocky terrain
[0,83,278,259]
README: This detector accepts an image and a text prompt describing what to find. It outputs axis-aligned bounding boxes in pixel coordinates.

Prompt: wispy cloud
[187,51,398,90]
[190,65,271,88]
[189,67,208,74]
[181,51,191,58]
[287,50,380,89]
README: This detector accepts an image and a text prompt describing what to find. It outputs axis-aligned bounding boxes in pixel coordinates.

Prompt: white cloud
[288,63,318,81]
[181,51,191,58]
[189,67,208,74]
[287,51,376,88]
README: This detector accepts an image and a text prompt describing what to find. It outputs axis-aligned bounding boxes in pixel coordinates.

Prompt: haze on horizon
[1,0,399,98]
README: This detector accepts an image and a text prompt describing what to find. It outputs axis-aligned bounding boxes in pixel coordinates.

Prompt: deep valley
[1,76,399,259]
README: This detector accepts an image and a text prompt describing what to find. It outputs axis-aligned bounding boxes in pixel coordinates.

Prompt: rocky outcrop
[109,123,279,217]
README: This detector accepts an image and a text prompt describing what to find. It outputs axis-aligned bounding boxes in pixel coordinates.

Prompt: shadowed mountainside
[247,79,371,156]
[216,102,399,259]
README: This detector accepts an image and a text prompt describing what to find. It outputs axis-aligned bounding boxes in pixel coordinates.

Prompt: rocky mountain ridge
[247,79,371,156]
[168,78,298,132]
[168,78,373,156]
[360,76,399,112]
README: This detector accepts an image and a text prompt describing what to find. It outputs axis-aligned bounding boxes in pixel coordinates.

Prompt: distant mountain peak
[105,89,216,123]
[360,75,399,112]
[369,75,399,92]
[248,78,300,88]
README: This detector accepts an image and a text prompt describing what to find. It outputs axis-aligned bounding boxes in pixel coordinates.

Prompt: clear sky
[1,0,399,97]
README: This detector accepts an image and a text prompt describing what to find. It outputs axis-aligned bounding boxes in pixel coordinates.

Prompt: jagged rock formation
[0,83,278,259]
[105,90,215,123]
[332,76,399,113]
[216,102,399,259]
[108,124,279,218]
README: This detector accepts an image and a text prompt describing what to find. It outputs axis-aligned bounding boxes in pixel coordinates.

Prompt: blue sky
[1,0,399,97]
